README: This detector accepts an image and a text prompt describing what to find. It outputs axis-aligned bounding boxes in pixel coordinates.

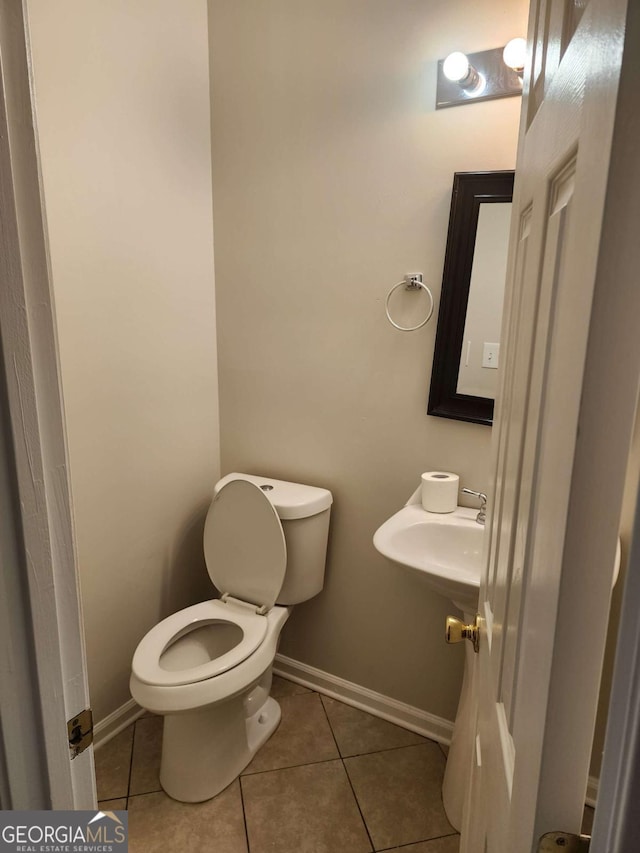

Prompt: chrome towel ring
[385,274,435,332]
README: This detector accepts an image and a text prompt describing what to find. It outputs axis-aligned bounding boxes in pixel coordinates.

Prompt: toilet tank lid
[214,473,332,520]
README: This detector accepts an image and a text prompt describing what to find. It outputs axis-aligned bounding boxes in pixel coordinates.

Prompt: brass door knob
[445,616,479,653]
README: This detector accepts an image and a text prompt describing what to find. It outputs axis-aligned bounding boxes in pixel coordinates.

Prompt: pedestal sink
[374,497,622,831]
[373,500,484,831]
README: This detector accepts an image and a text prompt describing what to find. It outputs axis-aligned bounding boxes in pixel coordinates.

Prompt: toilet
[130,472,332,803]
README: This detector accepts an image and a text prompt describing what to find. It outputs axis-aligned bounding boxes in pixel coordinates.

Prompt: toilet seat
[132,479,290,692]
[132,599,268,687]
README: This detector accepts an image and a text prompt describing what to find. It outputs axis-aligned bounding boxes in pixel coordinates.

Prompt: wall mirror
[427,170,514,426]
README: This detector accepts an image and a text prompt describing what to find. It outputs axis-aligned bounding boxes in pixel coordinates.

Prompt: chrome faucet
[462,488,487,525]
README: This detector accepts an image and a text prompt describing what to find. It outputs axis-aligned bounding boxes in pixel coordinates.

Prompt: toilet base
[246,695,281,756]
[159,687,281,802]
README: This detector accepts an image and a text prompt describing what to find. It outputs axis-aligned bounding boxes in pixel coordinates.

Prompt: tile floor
[95,676,460,853]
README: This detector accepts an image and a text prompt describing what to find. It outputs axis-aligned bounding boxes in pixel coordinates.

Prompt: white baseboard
[273,653,454,746]
[93,661,600,810]
[93,698,145,751]
[586,775,598,808]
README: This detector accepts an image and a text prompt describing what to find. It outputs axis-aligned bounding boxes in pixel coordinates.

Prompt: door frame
[572,1,640,845]
[593,473,640,849]
[587,7,640,836]
[0,0,95,809]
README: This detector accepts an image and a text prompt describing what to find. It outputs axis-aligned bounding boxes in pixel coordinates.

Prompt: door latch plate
[67,708,93,758]
[537,831,590,852]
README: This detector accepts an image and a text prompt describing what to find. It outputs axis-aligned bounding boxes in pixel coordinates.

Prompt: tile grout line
[316,691,343,761]
[341,761,377,853]
[338,741,436,761]
[238,778,251,853]
[241,755,341,778]
[239,738,434,780]
[315,688,459,852]
[376,831,460,851]
[242,686,439,780]
[126,720,137,801]
[126,786,163,799]
[317,691,376,853]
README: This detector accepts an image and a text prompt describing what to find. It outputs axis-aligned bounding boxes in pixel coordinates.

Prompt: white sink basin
[373,505,483,612]
[374,502,622,614]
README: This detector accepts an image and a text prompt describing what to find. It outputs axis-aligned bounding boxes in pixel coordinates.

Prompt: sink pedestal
[442,610,476,832]
[372,503,483,832]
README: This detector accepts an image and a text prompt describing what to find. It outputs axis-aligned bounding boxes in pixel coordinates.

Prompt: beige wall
[210,0,528,720]
[27,0,220,722]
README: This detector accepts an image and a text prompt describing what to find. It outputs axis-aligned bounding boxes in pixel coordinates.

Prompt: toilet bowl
[130,473,332,802]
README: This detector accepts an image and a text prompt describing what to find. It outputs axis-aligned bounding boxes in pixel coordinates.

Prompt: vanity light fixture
[436,40,526,109]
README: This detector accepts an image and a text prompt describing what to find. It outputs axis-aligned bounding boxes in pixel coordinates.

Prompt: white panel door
[462,0,637,849]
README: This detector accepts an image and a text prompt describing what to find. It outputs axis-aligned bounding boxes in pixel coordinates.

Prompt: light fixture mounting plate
[436,46,522,110]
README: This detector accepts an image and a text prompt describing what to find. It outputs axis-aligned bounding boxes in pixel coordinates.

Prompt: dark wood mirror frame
[427,170,515,426]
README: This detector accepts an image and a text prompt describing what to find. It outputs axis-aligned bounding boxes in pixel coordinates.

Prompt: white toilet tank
[213,473,332,605]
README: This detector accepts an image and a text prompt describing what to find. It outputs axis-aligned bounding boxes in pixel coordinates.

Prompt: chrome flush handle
[462,488,487,525]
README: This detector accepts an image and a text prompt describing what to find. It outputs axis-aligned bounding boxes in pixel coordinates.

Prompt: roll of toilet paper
[421,471,459,513]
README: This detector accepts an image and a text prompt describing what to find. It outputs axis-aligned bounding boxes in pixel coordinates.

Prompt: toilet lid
[204,478,287,609]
